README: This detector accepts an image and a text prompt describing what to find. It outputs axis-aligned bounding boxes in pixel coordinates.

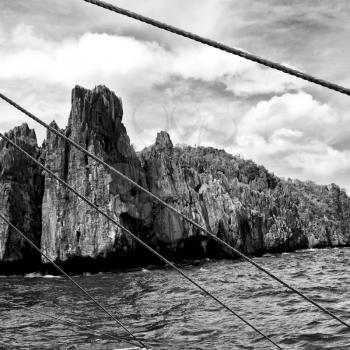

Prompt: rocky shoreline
[1,85,350,275]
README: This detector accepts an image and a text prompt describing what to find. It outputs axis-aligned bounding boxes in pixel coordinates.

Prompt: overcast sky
[1,0,350,191]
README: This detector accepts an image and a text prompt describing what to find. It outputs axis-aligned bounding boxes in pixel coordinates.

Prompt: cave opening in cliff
[76,230,81,243]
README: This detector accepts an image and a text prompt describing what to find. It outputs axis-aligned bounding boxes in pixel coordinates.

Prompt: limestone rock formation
[41,85,152,268]
[140,136,350,257]
[1,85,350,274]
[0,124,44,273]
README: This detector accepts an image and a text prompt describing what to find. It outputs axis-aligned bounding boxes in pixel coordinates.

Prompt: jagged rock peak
[3,123,37,145]
[155,131,173,149]
[72,84,123,117]
[68,85,124,140]
[73,84,118,98]
[49,120,59,130]
[0,123,40,181]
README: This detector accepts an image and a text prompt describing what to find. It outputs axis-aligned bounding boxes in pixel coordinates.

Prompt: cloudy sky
[1,0,350,190]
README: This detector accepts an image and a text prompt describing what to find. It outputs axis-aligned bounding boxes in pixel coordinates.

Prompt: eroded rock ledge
[1,85,350,274]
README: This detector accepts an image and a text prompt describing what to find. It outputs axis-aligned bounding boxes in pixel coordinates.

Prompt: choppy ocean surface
[1,247,350,350]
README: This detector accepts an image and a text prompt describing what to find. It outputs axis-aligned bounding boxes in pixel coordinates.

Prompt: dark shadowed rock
[0,124,44,273]
[41,85,152,269]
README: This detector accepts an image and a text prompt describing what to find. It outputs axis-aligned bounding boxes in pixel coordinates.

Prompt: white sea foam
[43,274,61,279]
[24,272,42,278]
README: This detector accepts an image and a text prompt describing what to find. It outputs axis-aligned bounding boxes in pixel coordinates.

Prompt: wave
[24,272,42,278]
[43,274,62,279]
[295,248,318,253]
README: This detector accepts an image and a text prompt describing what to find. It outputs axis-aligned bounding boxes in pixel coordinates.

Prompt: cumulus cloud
[1,24,307,95]
[229,92,350,190]
[239,92,341,140]
[286,147,350,176]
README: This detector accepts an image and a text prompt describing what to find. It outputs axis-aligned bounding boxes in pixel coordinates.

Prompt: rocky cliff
[140,139,350,258]
[0,124,44,273]
[1,85,350,273]
[41,85,153,271]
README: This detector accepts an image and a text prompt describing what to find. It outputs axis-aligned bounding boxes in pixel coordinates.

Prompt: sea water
[1,247,350,349]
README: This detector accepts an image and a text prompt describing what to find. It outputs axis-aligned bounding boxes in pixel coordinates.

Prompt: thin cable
[83,0,350,97]
[0,132,283,349]
[0,92,348,329]
[0,297,140,347]
[0,212,147,349]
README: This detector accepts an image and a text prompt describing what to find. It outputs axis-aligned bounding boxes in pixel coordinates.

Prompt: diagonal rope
[83,0,350,97]
[0,211,147,349]
[0,132,283,350]
[0,297,140,346]
[0,92,349,330]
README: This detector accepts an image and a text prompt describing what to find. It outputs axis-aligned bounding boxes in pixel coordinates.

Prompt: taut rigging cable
[0,132,283,349]
[83,0,350,97]
[0,91,348,329]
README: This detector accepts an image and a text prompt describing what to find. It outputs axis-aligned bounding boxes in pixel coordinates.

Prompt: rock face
[41,86,152,268]
[140,137,350,257]
[1,85,350,273]
[0,124,44,273]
